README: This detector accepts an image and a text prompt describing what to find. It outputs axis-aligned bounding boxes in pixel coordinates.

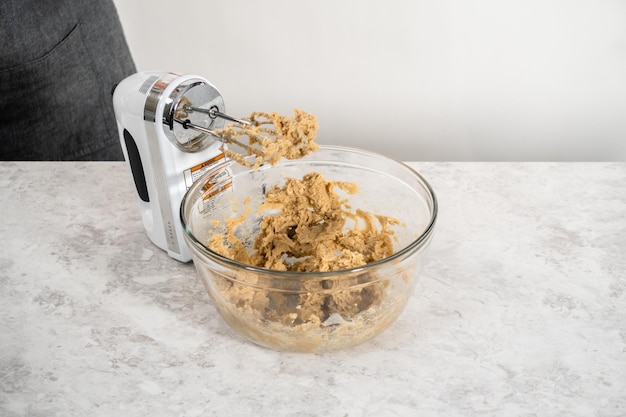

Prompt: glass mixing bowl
[180,145,437,352]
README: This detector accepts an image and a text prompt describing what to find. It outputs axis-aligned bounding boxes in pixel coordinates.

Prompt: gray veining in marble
[0,161,624,417]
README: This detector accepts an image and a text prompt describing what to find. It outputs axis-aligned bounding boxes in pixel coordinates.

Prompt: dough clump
[208,172,398,272]
[216,109,319,170]
[206,171,403,351]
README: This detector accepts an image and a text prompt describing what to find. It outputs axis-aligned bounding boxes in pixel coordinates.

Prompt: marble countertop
[0,161,624,417]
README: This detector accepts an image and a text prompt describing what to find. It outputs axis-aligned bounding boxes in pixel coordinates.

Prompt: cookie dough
[207,171,402,343]
[209,172,398,272]
[216,109,319,169]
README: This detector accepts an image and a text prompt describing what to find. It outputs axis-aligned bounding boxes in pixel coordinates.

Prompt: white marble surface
[0,162,624,417]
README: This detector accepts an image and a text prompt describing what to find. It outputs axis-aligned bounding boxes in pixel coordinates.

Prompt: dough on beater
[215,109,319,169]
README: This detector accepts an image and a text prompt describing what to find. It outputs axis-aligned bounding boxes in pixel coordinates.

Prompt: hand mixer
[112,72,246,262]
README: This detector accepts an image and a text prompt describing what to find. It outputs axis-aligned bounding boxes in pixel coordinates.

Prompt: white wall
[112,0,626,161]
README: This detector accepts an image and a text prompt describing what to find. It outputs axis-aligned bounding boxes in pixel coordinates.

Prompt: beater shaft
[173,118,224,141]
[212,108,252,126]
[174,108,249,142]
[185,106,252,126]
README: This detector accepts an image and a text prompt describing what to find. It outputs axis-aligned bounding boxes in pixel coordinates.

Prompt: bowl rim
[180,145,438,278]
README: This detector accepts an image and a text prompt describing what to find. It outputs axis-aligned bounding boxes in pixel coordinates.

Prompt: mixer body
[112,72,228,262]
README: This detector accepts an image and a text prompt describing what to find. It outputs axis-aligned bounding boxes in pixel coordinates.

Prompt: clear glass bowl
[180,145,437,352]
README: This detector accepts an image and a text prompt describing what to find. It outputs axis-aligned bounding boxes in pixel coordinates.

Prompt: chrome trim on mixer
[161,79,226,153]
[144,73,179,122]
[139,74,159,95]
[163,80,206,130]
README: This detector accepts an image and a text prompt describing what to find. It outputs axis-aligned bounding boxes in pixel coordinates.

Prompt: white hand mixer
[112,72,246,262]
